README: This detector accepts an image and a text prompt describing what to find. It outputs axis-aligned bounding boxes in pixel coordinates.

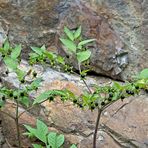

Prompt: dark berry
[67,68,71,72]
[95,102,98,107]
[0,78,2,82]
[66,55,69,58]
[61,97,65,101]
[9,93,13,97]
[109,93,113,98]
[21,79,25,83]
[20,92,25,97]
[73,99,77,104]
[33,72,37,77]
[2,96,5,101]
[14,96,18,100]
[5,71,9,75]
[79,104,83,108]
[36,59,39,62]
[135,86,139,89]
[93,91,97,94]
[43,58,46,62]
[121,95,125,100]
[35,87,38,91]
[108,98,112,102]
[2,54,5,58]
[145,89,148,93]
[49,96,54,101]
[101,101,105,106]
[130,91,134,95]
[91,106,95,110]
[81,74,85,79]
[126,90,131,94]
[90,101,93,104]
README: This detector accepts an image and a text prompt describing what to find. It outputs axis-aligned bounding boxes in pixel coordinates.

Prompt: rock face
[0,60,148,147]
[0,0,147,80]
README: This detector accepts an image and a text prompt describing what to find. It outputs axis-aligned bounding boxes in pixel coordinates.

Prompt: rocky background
[0,0,148,148]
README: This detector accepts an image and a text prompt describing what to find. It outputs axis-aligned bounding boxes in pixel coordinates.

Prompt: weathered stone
[0,0,59,58]
[57,0,148,80]
[57,0,128,80]
[0,0,147,80]
[0,60,148,147]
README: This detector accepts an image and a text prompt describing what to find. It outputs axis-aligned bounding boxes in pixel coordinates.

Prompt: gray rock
[0,0,147,80]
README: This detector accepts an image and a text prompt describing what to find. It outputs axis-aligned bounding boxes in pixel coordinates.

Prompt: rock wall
[0,1,148,147]
[0,0,148,80]
[0,60,148,148]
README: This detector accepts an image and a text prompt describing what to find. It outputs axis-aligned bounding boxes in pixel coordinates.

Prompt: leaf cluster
[29,45,73,73]
[60,26,95,64]
[24,119,77,148]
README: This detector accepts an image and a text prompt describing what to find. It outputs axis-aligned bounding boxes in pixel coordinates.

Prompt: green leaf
[76,50,91,63]
[29,52,39,59]
[48,132,65,148]
[113,82,122,90]
[32,144,43,148]
[24,125,36,136]
[23,132,34,138]
[45,51,56,60]
[3,40,10,52]
[138,68,148,79]
[60,38,76,53]
[112,92,120,101]
[74,26,81,39]
[33,91,50,105]
[4,56,18,70]
[70,144,77,148]
[16,68,26,81]
[48,132,57,148]
[57,56,65,64]
[0,100,5,108]
[64,27,74,41]
[29,77,43,90]
[57,134,65,147]
[35,119,48,143]
[78,39,95,47]
[20,96,29,107]
[80,69,90,76]
[31,47,43,55]
[33,90,68,105]
[11,44,21,59]
[41,45,46,51]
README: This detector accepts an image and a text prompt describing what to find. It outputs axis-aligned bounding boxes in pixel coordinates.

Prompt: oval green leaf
[11,44,21,59]
[60,38,76,53]
[64,27,74,41]
[76,50,91,63]
[78,39,95,47]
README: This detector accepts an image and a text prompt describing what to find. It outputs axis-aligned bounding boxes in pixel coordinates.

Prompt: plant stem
[15,100,21,148]
[78,63,92,93]
[93,108,102,148]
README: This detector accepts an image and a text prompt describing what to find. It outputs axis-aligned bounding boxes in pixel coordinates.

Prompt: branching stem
[93,108,102,148]
[15,100,21,148]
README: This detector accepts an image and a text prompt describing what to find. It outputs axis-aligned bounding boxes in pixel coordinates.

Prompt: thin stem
[18,98,50,118]
[18,105,34,118]
[78,63,92,93]
[93,108,102,148]
[82,79,92,94]
[15,100,21,148]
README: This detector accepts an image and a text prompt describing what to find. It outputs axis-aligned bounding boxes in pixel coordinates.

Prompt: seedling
[24,119,77,148]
